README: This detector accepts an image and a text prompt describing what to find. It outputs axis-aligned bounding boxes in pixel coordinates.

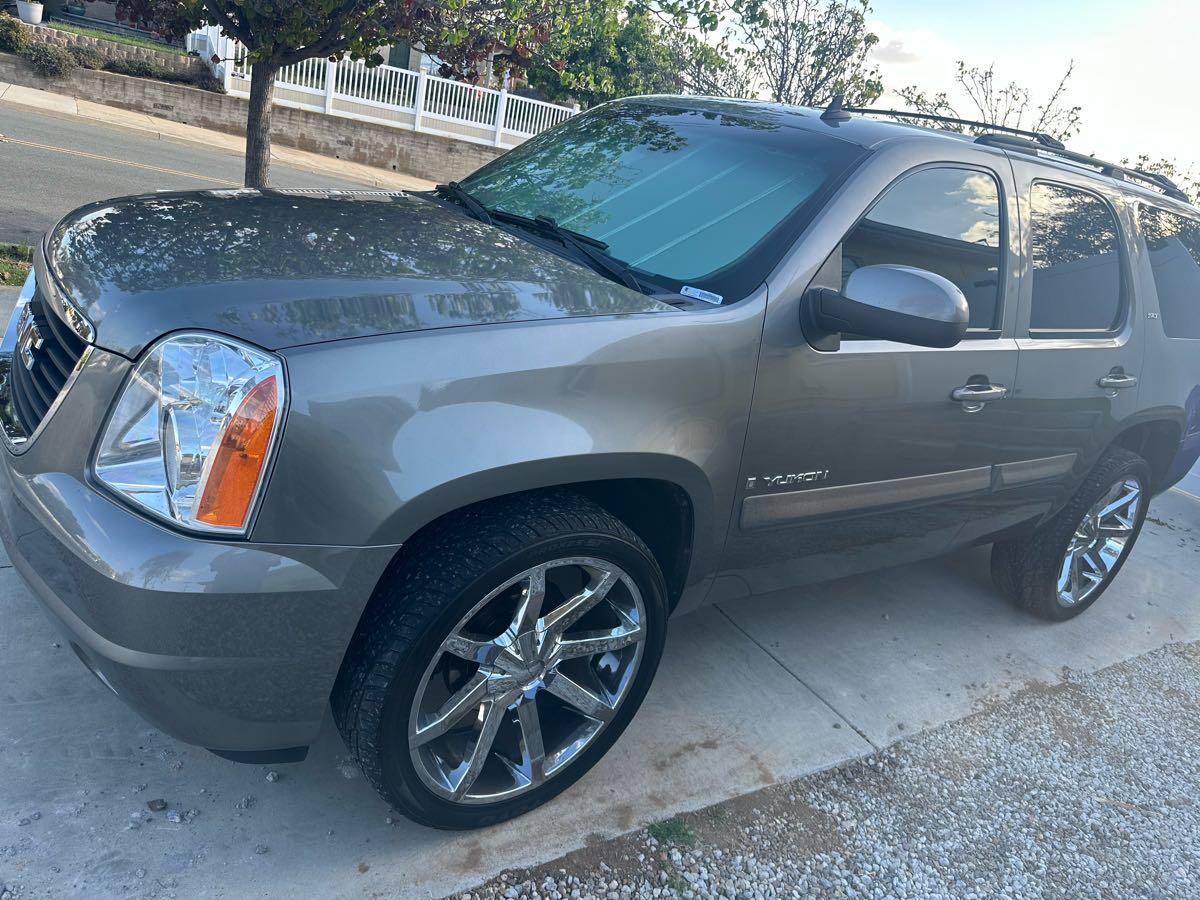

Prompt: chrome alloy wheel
[408,557,647,804]
[1057,477,1143,608]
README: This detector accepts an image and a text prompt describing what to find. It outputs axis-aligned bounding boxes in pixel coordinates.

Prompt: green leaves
[524,0,760,108]
[113,0,560,76]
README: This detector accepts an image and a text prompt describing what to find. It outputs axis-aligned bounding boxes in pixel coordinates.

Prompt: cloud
[866,21,960,104]
[871,38,919,65]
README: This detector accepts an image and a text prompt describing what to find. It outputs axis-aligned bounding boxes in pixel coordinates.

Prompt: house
[40,0,176,40]
[41,1,435,72]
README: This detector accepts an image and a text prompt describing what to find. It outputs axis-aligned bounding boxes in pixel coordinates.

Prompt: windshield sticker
[680,285,724,305]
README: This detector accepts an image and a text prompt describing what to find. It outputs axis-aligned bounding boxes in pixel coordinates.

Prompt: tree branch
[202,0,253,46]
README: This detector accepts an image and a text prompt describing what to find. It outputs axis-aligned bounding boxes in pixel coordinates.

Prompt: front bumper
[0,275,398,755]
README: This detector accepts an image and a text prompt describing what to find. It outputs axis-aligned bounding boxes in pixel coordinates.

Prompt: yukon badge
[746,470,831,491]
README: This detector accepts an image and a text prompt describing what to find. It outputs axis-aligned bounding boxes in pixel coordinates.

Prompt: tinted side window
[842,168,1003,331]
[1139,206,1200,338]
[1029,183,1123,332]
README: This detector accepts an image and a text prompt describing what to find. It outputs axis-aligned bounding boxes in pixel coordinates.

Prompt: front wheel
[991,447,1151,621]
[332,492,668,829]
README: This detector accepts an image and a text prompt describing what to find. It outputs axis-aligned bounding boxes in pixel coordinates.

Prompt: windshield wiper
[434,182,493,225]
[492,209,646,293]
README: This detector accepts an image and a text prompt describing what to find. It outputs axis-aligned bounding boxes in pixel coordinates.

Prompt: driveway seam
[714,604,881,751]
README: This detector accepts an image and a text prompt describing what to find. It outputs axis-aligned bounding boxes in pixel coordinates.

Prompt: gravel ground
[455,640,1200,900]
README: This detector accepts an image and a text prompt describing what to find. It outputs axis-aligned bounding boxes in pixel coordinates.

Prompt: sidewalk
[0,81,435,192]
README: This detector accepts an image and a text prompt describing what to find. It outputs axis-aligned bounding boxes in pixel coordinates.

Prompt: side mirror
[805,264,969,349]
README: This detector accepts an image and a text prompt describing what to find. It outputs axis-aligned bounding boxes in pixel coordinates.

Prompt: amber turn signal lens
[196,376,279,530]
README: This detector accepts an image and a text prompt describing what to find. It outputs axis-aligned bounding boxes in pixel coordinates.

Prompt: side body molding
[741,454,1077,530]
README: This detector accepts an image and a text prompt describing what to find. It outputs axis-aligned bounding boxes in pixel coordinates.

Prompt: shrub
[21,43,76,79]
[102,55,225,94]
[103,57,158,78]
[191,71,224,94]
[0,13,30,54]
[68,45,106,70]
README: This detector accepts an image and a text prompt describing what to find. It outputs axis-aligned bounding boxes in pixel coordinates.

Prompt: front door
[717,162,1024,598]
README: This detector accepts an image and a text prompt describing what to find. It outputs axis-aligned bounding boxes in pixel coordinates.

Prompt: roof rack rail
[973,133,1192,203]
[824,99,1065,148]
[817,97,1193,205]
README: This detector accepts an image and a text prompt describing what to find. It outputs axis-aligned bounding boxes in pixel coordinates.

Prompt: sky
[864,0,1198,173]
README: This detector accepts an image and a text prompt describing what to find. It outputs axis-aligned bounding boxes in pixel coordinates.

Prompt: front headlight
[94,332,285,535]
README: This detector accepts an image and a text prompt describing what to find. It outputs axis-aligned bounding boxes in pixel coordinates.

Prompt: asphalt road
[0,103,367,246]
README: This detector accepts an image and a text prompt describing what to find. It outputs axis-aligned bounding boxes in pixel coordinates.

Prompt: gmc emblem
[16,306,44,372]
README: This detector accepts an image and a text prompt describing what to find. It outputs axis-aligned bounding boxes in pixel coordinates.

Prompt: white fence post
[323,58,337,113]
[412,71,428,133]
[493,88,509,147]
[221,36,233,93]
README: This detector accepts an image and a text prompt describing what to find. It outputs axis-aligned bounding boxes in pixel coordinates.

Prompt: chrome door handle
[952,384,1009,402]
[951,383,1009,412]
[1097,374,1138,390]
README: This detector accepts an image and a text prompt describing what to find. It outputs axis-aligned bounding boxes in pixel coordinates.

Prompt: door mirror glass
[808,264,969,348]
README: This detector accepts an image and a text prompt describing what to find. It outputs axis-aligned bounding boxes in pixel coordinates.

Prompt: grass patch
[0,244,33,286]
[45,21,187,56]
[646,816,695,846]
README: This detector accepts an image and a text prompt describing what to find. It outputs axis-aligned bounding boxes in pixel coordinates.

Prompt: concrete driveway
[0,287,1199,898]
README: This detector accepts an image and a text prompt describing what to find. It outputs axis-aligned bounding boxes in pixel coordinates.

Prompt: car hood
[45,189,675,358]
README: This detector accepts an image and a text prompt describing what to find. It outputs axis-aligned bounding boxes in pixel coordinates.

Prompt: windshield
[460,98,868,300]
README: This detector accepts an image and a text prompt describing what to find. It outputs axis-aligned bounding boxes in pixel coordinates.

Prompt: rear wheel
[332,492,668,829]
[991,447,1150,621]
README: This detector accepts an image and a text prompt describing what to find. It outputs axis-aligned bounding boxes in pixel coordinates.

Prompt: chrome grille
[10,285,88,435]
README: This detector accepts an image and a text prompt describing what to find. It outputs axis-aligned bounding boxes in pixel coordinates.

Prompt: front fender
[255,298,766,589]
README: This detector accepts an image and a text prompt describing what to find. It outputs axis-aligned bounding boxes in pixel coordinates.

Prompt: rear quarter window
[1139,205,1200,338]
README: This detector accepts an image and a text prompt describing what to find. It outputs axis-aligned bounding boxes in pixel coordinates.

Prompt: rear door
[990,160,1146,530]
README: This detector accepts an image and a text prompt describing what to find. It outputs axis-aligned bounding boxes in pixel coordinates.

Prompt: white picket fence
[186,26,576,149]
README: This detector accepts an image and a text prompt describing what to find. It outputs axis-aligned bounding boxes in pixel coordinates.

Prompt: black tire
[991,447,1151,621]
[331,490,669,829]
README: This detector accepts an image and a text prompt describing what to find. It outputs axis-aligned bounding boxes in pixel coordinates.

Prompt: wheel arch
[1110,416,1183,493]
[368,453,716,612]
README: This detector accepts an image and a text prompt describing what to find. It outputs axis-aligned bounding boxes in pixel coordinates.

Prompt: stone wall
[23,21,206,79]
[0,51,503,182]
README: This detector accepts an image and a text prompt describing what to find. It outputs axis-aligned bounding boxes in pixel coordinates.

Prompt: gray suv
[3,96,1198,829]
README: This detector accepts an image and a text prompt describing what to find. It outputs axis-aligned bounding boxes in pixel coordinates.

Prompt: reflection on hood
[47,189,674,357]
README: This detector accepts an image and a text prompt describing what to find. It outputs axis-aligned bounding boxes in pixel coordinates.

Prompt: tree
[665,31,757,98]
[897,61,1082,142]
[736,0,881,107]
[525,2,674,107]
[524,0,751,107]
[115,0,558,188]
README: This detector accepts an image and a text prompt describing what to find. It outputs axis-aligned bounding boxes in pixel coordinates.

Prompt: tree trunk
[245,60,279,188]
